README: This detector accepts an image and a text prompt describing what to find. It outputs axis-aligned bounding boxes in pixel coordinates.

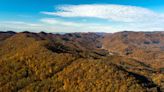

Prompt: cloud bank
[42,4,164,23]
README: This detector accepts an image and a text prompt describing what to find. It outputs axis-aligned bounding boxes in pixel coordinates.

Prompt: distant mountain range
[102,31,164,69]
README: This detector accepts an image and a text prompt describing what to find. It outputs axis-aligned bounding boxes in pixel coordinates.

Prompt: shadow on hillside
[129,72,161,92]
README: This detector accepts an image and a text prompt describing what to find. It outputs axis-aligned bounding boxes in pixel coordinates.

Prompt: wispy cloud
[40,18,81,26]
[41,4,164,32]
[0,21,44,32]
[1,17,164,33]
[0,19,119,33]
[1,4,164,33]
[41,4,164,23]
[40,18,119,32]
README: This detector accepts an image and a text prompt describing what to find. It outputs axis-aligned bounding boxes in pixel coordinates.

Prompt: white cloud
[1,18,164,33]
[0,21,45,32]
[42,4,164,23]
[40,18,119,32]
[1,4,164,33]
[40,18,81,26]
[41,4,164,32]
[0,20,119,33]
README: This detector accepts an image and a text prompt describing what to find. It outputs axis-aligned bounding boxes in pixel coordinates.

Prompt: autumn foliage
[0,31,163,92]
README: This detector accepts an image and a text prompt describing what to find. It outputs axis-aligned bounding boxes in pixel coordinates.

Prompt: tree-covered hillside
[0,31,163,92]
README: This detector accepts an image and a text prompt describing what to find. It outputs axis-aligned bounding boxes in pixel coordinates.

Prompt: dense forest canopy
[0,31,163,92]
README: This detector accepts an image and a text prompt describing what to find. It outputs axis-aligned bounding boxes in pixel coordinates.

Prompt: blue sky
[0,0,164,33]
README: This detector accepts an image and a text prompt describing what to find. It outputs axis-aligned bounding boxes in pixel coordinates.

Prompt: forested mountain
[0,31,163,92]
[102,31,164,69]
